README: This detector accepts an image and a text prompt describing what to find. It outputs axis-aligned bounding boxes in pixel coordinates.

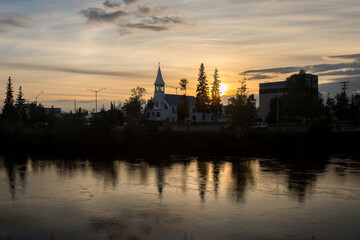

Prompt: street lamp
[87,88,105,113]
[35,91,43,106]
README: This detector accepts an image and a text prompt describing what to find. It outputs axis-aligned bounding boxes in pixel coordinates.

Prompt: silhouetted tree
[324,96,335,121]
[123,87,146,121]
[266,69,323,122]
[178,95,190,121]
[334,92,350,121]
[178,78,189,121]
[179,78,188,94]
[15,86,26,121]
[2,77,15,120]
[210,68,222,121]
[227,80,257,134]
[351,94,360,124]
[195,63,210,122]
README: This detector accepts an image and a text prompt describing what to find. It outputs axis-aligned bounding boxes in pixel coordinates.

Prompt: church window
[172,107,175,114]
[164,103,168,109]
[155,101,158,107]
[156,112,160,117]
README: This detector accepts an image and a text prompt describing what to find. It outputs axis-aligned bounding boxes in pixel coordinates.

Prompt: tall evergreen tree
[3,76,15,120]
[195,63,210,121]
[15,86,26,121]
[210,68,222,121]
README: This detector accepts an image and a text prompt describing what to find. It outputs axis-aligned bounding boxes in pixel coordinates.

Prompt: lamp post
[87,88,105,113]
[35,91,43,106]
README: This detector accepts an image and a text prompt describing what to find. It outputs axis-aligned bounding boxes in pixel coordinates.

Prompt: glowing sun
[220,84,227,96]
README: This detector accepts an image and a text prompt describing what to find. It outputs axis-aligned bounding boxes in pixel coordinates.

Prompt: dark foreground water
[0,155,360,240]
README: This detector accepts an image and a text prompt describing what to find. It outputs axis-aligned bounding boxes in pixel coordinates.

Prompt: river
[0,155,359,239]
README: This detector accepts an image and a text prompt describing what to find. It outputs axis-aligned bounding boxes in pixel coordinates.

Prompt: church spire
[154,63,165,86]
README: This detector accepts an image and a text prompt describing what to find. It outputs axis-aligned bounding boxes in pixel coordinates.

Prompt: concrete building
[146,65,223,123]
[259,73,318,120]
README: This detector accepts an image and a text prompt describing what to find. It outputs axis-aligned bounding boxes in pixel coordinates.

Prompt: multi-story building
[259,73,318,120]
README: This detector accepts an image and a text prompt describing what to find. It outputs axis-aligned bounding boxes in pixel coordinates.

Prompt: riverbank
[1,122,359,158]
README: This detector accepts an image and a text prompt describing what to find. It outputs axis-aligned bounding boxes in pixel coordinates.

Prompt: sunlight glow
[220,84,227,96]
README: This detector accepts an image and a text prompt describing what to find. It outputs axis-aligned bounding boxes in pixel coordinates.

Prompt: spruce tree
[15,86,26,120]
[3,76,15,120]
[210,68,222,121]
[195,63,210,121]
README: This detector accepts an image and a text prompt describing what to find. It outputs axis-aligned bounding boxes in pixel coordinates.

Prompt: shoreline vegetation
[1,120,359,159]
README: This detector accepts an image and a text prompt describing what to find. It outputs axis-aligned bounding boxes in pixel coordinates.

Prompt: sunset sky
[1,0,360,111]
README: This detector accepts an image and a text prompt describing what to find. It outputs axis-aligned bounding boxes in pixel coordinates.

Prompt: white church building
[146,66,222,123]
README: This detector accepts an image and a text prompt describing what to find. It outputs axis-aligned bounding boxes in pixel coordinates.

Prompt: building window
[172,107,175,114]
[192,115,196,121]
[192,109,196,113]
[151,112,155,117]
[156,112,160,117]
[164,103,168,109]
[155,101,158,107]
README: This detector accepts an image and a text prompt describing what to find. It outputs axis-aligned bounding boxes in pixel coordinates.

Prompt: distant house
[22,103,62,119]
[146,66,224,123]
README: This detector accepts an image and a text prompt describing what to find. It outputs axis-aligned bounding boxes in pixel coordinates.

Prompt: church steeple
[154,63,165,94]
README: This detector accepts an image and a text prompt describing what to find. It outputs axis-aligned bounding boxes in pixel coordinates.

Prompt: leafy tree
[351,94,360,124]
[123,87,146,121]
[15,86,26,120]
[178,94,190,121]
[324,96,335,121]
[2,77,15,120]
[178,78,190,121]
[334,92,350,121]
[179,78,188,94]
[210,68,222,121]
[227,80,257,134]
[195,63,210,121]
[266,69,323,123]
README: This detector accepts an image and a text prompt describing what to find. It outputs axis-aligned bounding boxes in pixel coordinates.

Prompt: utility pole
[340,81,349,95]
[87,88,105,113]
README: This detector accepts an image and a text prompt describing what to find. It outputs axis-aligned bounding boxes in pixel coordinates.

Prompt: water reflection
[228,160,255,202]
[0,155,347,204]
[2,154,28,200]
[1,156,360,239]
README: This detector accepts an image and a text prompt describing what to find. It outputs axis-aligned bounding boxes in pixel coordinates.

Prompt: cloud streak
[0,62,147,78]
[0,14,30,32]
[80,0,189,35]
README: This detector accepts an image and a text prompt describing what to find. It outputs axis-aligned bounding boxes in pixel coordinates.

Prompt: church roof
[154,66,165,85]
[165,94,196,106]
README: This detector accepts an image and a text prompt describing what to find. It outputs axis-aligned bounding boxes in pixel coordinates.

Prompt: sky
[1,0,360,112]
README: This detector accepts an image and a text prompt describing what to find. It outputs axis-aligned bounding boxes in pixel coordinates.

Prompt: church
[146,65,220,123]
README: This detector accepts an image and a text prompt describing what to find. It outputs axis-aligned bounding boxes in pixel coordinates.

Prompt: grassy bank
[0,121,359,158]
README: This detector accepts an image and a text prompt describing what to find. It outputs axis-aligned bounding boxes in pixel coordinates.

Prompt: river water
[0,155,360,240]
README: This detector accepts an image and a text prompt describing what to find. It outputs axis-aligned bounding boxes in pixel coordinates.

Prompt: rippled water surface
[1,155,360,240]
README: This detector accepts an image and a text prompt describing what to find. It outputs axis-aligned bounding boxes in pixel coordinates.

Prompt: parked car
[251,122,268,130]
